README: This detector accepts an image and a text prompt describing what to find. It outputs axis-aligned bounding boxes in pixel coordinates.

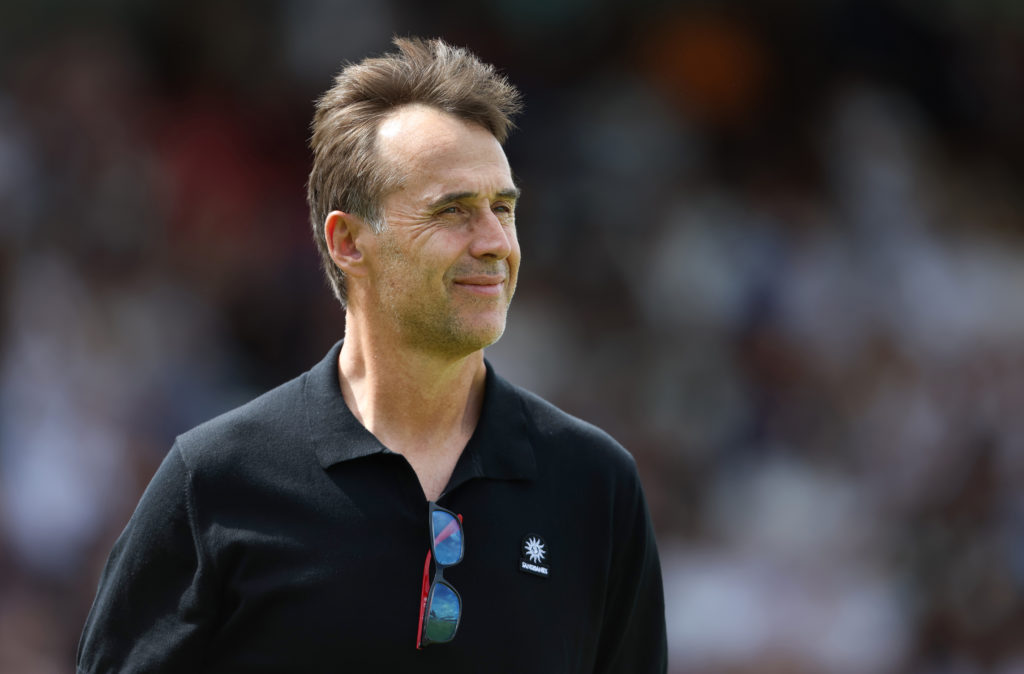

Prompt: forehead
[376,105,513,198]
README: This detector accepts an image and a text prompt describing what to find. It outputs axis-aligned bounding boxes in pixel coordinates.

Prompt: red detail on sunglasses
[416,549,432,649]
[416,512,464,650]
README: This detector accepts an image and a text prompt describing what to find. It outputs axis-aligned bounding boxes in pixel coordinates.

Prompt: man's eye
[494,204,513,214]
[440,206,461,215]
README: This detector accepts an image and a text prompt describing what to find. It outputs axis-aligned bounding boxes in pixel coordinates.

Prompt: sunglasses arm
[415,549,432,649]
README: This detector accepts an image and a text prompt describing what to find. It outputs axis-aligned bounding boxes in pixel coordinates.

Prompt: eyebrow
[426,187,521,212]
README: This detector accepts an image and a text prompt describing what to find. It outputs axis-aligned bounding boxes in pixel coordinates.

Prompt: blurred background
[1,0,1023,672]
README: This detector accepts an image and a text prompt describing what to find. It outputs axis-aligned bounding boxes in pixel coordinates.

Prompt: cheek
[509,235,522,268]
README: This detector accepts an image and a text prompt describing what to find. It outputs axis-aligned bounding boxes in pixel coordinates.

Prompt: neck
[337,311,487,463]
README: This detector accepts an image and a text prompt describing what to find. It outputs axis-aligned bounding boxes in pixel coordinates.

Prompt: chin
[451,318,507,354]
[460,328,505,353]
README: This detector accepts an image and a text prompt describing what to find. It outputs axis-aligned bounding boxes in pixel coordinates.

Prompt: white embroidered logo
[519,534,550,578]
[524,537,546,564]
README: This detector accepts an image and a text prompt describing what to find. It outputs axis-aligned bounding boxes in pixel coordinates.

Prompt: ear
[325,210,368,277]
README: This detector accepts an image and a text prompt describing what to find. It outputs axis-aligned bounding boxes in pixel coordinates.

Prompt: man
[78,37,667,672]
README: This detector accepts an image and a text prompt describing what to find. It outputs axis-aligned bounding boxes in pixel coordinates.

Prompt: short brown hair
[307,36,523,305]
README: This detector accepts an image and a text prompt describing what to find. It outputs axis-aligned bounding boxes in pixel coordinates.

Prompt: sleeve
[595,463,669,674]
[77,443,220,673]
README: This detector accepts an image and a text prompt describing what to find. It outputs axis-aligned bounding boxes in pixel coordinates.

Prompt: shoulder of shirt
[171,370,309,470]
[494,370,639,477]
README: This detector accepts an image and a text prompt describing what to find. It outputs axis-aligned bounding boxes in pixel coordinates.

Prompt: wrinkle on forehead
[375,105,514,212]
[377,104,505,171]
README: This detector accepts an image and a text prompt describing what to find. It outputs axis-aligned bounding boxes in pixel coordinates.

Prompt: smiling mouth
[455,275,504,285]
[453,276,506,295]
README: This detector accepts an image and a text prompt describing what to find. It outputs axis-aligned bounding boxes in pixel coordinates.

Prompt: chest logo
[519,534,550,577]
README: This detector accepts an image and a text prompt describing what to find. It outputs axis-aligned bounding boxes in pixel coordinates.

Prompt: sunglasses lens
[424,582,460,643]
[431,509,463,566]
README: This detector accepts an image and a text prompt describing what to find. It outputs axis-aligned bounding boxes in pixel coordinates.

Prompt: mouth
[453,275,506,296]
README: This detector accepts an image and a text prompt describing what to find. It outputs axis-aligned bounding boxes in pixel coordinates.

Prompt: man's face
[363,105,520,357]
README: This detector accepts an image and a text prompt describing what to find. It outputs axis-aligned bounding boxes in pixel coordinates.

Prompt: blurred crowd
[1,1,1023,672]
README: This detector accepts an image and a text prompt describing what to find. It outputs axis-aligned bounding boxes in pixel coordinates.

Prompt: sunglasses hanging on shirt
[416,501,464,648]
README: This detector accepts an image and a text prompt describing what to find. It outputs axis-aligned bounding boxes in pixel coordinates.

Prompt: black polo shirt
[78,342,667,673]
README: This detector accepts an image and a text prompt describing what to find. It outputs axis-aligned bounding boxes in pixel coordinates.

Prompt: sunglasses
[416,502,464,648]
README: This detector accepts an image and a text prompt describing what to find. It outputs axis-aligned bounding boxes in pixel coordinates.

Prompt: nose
[468,207,514,260]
